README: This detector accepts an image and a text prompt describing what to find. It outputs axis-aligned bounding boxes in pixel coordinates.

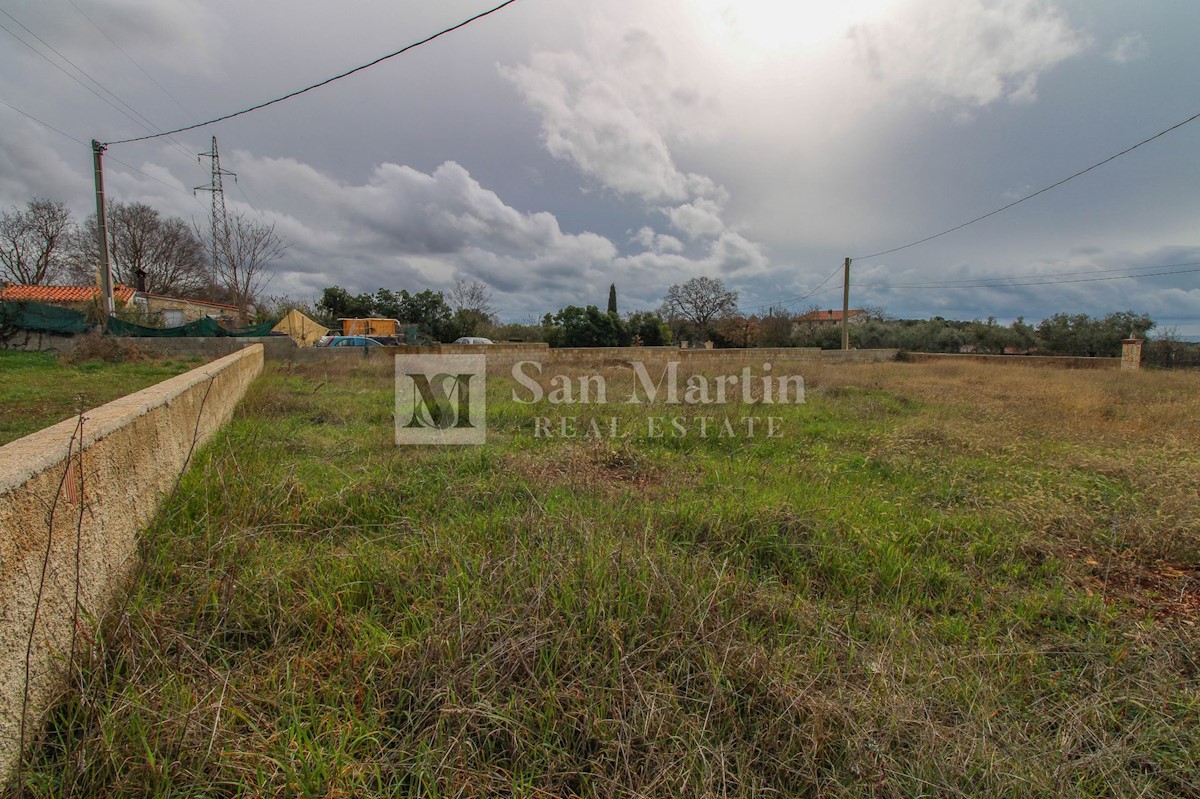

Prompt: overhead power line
[0,98,197,197]
[64,0,199,126]
[742,259,1200,315]
[0,97,85,145]
[854,107,1200,261]
[0,9,196,162]
[741,262,845,313]
[853,263,1200,291]
[104,0,522,146]
[854,260,1200,289]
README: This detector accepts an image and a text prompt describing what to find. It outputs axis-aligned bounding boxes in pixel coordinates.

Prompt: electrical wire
[104,0,522,146]
[852,264,1200,291]
[0,97,86,145]
[0,8,196,162]
[0,96,198,196]
[64,0,199,127]
[741,260,1199,316]
[853,107,1200,261]
[0,95,199,197]
[851,260,1200,290]
[740,262,845,313]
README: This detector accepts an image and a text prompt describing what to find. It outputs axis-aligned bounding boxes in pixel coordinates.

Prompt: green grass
[15,358,1200,797]
[0,350,202,446]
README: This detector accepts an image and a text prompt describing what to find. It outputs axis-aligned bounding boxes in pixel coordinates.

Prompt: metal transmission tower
[195,136,236,296]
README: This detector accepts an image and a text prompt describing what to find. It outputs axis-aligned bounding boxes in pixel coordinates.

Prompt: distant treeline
[276,283,1179,360]
[786,312,1155,358]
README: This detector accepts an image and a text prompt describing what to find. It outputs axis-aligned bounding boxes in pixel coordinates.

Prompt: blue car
[320,335,384,348]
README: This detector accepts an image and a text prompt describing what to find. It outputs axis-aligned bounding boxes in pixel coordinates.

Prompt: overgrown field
[0,348,201,446]
[15,357,1200,797]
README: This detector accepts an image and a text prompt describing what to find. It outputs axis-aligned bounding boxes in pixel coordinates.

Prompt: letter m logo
[395,354,486,445]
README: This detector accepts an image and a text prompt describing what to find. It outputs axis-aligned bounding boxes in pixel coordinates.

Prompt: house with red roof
[795,309,867,325]
[1,283,241,327]
[0,283,138,308]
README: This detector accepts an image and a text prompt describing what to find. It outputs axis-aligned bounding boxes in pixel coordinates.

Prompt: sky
[1,0,1198,336]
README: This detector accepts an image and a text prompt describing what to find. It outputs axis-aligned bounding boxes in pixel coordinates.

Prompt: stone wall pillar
[1121,337,1143,371]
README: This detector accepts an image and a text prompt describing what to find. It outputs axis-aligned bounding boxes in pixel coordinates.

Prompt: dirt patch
[1070,545,1200,624]
[507,440,666,496]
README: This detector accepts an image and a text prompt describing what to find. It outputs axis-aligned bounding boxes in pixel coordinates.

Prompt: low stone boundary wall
[126,335,297,360]
[0,345,264,783]
[0,331,79,352]
[277,344,898,372]
[900,351,1120,369]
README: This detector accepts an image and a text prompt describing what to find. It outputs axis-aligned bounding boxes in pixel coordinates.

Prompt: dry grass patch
[12,356,1200,798]
[506,439,666,496]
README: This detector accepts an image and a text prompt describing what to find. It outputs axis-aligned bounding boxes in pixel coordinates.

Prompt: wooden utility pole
[841,256,851,351]
[91,140,115,317]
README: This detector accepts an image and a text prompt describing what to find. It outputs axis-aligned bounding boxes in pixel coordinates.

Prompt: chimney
[135,268,147,293]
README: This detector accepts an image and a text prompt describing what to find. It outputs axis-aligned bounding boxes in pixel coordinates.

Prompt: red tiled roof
[796,309,866,323]
[0,283,136,304]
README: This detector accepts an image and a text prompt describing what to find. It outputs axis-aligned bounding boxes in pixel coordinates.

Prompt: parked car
[319,335,384,348]
[453,336,493,345]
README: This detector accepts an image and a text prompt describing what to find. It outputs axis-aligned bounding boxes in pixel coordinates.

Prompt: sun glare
[701,0,896,54]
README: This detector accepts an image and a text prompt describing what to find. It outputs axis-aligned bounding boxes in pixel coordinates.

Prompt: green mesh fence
[105,317,279,337]
[1,299,278,338]
[0,301,92,334]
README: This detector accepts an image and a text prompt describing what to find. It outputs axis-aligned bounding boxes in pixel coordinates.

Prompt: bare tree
[69,201,208,296]
[716,314,760,348]
[757,306,795,347]
[205,210,287,313]
[0,198,73,285]
[860,304,892,322]
[659,276,738,337]
[448,278,494,317]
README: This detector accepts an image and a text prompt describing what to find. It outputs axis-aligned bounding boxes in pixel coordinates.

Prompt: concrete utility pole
[91,140,115,317]
[842,256,851,351]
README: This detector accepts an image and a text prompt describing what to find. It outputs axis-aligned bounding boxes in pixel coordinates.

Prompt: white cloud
[633,226,683,253]
[849,0,1088,107]
[501,17,772,288]
[662,198,726,241]
[0,116,89,209]
[500,30,718,204]
[1106,33,1148,65]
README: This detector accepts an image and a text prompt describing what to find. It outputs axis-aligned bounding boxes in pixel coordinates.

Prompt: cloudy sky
[2,0,1198,335]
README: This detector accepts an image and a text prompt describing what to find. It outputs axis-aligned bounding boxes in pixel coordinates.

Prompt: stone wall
[900,351,1120,369]
[0,345,264,783]
[275,344,897,373]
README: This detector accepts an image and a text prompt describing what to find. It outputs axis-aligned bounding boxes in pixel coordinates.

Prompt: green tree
[547,305,629,347]
[398,289,456,341]
[316,285,374,324]
[1035,312,1153,356]
[373,288,403,320]
[626,311,668,346]
[607,283,618,315]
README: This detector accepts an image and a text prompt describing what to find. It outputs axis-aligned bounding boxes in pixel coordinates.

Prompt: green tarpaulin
[0,301,91,334]
[0,299,276,338]
[106,317,278,337]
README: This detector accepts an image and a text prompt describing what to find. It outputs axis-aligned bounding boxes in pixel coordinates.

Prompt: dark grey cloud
[0,0,1196,334]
